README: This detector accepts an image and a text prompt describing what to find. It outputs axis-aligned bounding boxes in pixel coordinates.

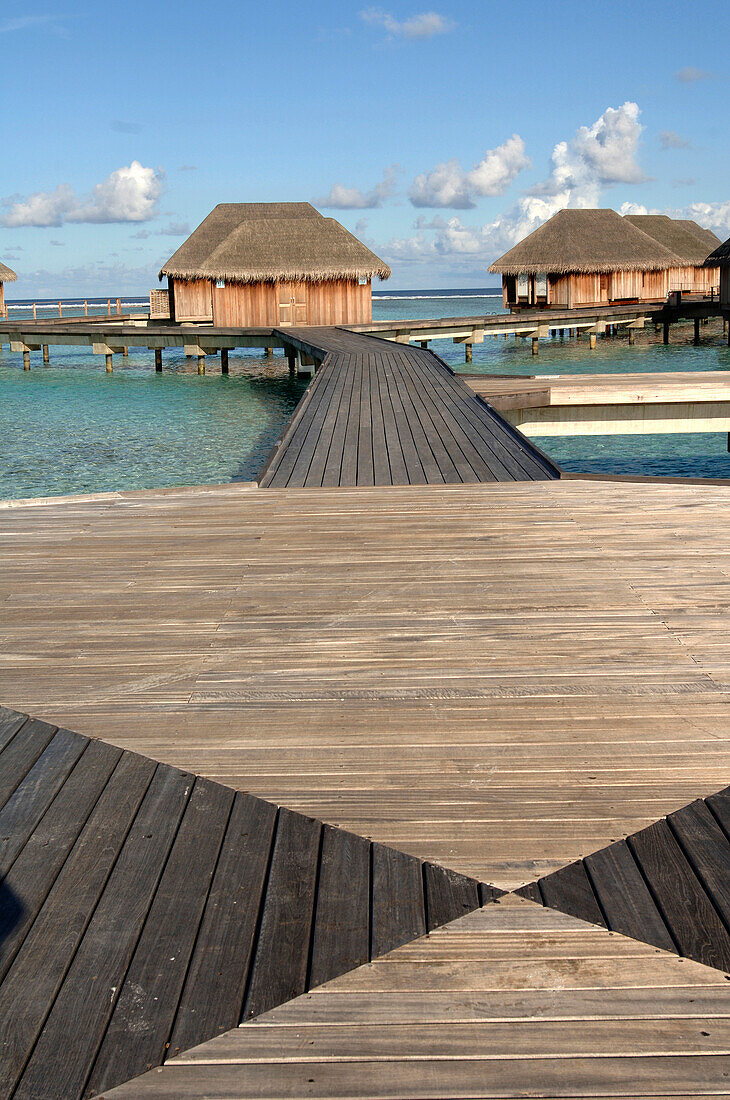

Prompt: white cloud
[409,135,530,209]
[618,202,650,216]
[0,15,69,37]
[317,166,399,209]
[383,102,648,272]
[620,199,730,239]
[675,66,713,83]
[1,162,165,227]
[658,129,691,150]
[360,8,454,39]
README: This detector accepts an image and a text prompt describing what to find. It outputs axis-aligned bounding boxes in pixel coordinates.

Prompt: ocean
[1,288,729,499]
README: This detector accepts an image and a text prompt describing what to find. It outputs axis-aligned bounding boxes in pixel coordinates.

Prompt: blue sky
[1,0,727,294]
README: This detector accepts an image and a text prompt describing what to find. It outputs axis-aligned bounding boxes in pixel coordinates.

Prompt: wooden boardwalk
[259,329,558,487]
[103,895,730,1100]
[0,706,485,1100]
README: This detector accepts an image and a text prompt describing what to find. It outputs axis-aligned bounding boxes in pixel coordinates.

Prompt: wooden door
[599,275,609,303]
[277,282,307,325]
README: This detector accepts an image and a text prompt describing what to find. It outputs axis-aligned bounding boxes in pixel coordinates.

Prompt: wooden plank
[378,351,426,484]
[0,717,58,812]
[0,707,28,754]
[423,862,480,931]
[243,808,321,1021]
[539,860,607,928]
[372,352,405,483]
[285,360,346,488]
[585,839,676,953]
[170,792,277,1057]
[310,825,370,988]
[263,362,337,488]
[13,763,192,1100]
[371,843,426,958]
[356,353,375,486]
[339,356,363,487]
[304,353,354,487]
[0,738,123,982]
[705,785,730,836]
[388,350,460,483]
[0,727,88,879]
[87,776,234,1097]
[321,354,357,487]
[368,352,392,486]
[668,798,730,930]
[0,750,156,1100]
[629,818,730,971]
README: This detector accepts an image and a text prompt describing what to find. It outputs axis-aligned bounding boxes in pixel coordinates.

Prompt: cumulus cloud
[658,129,691,149]
[1,162,165,227]
[675,66,713,83]
[360,8,454,39]
[317,166,399,209]
[409,135,530,209]
[384,102,648,271]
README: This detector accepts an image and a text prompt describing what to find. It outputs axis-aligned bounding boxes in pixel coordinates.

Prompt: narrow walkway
[259,328,559,487]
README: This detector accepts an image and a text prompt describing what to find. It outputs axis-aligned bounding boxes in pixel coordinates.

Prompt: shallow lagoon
[1,290,729,498]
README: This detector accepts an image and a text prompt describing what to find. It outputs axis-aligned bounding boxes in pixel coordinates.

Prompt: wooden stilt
[43,344,49,362]
[197,356,205,375]
[221,348,229,374]
[465,343,472,363]
[286,350,296,373]
[531,337,539,356]
[694,317,701,346]
[23,350,30,371]
[105,354,113,373]
[589,333,597,350]
[122,346,129,357]
[154,349,162,372]
[420,341,428,349]
[264,346,273,359]
[628,329,635,346]
[663,322,670,345]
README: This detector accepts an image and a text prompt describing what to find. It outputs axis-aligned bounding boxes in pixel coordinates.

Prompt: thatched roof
[704,234,730,267]
[160,202,391,284]
[624,214,721,265]
[488,209,678,275]
[0,260,17,283]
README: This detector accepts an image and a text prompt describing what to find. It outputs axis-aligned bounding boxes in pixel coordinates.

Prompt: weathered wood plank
[585,839,676,953]
[372,843,426,958]
[309,825,370,988]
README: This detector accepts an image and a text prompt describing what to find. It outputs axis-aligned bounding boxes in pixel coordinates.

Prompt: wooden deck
[102,895,730,1100]
[3,477,730,1097]
[0,706,485,1100]
[259,329,558,487]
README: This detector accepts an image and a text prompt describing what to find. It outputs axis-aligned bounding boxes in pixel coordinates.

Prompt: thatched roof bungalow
[0,259,17,320]
[489,208,720,310]
[159,203,391,326]
[704,234,730,309]
[624,214,720,297]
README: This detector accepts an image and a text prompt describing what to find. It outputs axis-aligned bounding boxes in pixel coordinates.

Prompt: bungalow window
[517,273,529,300]
[535,274,547,300]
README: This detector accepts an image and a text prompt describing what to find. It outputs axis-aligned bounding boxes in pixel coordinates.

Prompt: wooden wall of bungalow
[168,277,373,326]
[0,282,6,320]
[721,267,730,309]
[503,264,720,309]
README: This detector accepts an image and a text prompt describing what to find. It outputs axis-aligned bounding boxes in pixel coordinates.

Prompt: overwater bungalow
[624,213,720,296]
[489,208,720,310]
[158,202,391,326]
[704,234,730,309]
[0,259,17,319]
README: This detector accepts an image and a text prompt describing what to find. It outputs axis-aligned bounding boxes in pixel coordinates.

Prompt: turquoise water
[0,346,306,499]
[1,290,729,498]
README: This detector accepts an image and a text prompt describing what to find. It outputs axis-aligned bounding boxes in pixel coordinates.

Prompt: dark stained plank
[539,860,606,928]
[585,840,676,953]
[170,792,277,1057]
[87,777,235,1097]
[0,707,28,755]
[387,350,453,483]
[285,358,346,488]
[0,717,59,812]
[705,785,730,837]
[629,819,730,972]
[372,353,407,483]
[13,763,192,1100]
[379,352,427,484]
[514,881,542,905]
[304,353,354,487]
[0,750,156,1100]
[423,861,480,931]
[242,808,321,1021]
[356,353,375,486]
[262,360,338,488]
[478,883,504,905]
[668,799,730,932]
[339,356,363,486]
[309,825,370,989]
[0,728,88,879]
[371,842,426,958]
[369,352,392,486]
[0,738,123,982]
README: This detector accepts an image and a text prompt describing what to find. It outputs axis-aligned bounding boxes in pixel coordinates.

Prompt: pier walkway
[259,328,558,487]
[3,479,730,1097]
